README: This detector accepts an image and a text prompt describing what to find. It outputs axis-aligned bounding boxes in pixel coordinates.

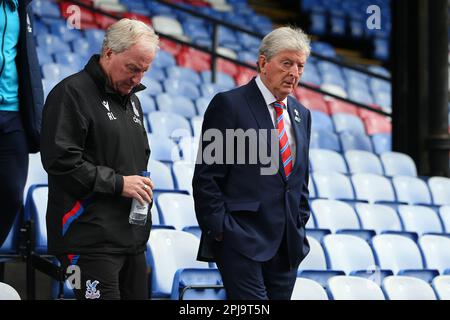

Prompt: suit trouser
[0,112,28,246]
[214,236,298,300]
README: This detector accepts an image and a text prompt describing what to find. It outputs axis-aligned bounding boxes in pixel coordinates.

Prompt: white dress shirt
[255,76,296,163]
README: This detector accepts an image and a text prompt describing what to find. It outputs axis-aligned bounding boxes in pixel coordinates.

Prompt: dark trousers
[59,252,149,300]
[214,237,297,300]
[0,112,28,246]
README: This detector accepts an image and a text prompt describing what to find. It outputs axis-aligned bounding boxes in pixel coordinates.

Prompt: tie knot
[273,101,285,109]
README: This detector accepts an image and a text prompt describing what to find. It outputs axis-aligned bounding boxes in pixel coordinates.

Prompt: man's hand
[122,175,154,205]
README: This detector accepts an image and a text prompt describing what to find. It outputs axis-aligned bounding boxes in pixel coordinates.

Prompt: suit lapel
[287,96,303,176]
[244,79,287,182]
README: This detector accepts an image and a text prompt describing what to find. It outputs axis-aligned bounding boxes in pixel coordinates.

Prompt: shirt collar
[255,75,288,109]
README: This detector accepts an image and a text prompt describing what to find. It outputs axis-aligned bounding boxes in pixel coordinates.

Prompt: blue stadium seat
[371,133,391,155]
[49,20,82,42]
[155,93,197,119]
[428,177,450,206]
[135,93,156,114]
[54,52,86,72]
[171,268,225,300]
[309,149,348,174]
[310,129,341,152]
[392,176,433,205]
[201,71,236,89]
[355,203,402,234]
[332,113,366,134]
[152,50,176,69]
[140,77,163,96]
[419,235,450,274]
[24,186,48,254]
[340,131,374,152]
[323,234,377,275]
[36,47,53,65]
[380,152,418,177]
[172,161,194,194]
[372,234,425,274]
[312,172,355,200]
[148,111,192,138]
[147,229,209,298]
[157,193,198,230]
[37,34,71,55]
[32,0,61,18]
[147,160,174,190]
[147,134,180,162]
[383,276,437,300]
[24,153,48,201]
[41,63,74,82]
[166,66,202,85]
[311,111,334,132]
[328,276,385,300]
[397,205,443,235]
[439,206,450,233]
[191,116,203,138]
[291,278,328,300]
[298,236,327,271]
[311,200,361,233]
[182,226,201,239]
[344,150,384,175]
[432,275,450,299]
[163,79,201,100]
[351,173,396,203]
[195,97,211,115]
[71,38,97,58]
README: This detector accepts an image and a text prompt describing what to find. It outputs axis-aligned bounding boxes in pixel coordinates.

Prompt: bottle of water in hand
[129,171,151,226]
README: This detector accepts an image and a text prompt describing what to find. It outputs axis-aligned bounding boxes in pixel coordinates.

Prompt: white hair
[101,18,159,54]
[258,26,311,71]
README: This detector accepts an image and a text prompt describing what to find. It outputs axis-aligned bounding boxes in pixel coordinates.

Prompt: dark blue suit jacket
[193,78,311,268]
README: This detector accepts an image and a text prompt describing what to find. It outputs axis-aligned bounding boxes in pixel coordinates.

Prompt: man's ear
[258,55,267,74]
[103,47,113,60]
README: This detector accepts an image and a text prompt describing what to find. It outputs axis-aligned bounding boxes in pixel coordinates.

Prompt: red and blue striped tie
[273,101,293,179]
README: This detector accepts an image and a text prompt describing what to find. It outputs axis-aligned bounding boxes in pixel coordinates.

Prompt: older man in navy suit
[193,26,312,300]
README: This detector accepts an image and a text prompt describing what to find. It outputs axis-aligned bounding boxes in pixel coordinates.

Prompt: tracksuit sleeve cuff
[115,174,124,195]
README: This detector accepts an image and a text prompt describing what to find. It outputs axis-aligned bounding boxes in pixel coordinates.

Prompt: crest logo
[85,280,100,299]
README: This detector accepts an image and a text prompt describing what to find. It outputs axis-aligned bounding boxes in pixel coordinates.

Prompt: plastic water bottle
[129,171,151,226]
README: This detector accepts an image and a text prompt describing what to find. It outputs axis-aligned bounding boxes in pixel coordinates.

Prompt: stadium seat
[439,206,450,233]
[380,152,418,177]
[310,111,334,131]
[157,193,198,230]
[155,93,197,119]
[323,234,377,274]
[312,172,355,200]
[392,176,433,205]
[152,50,177,69]
[163,79,201,100]
[0,282,21,300]
[428,177,450,205]
[312,200,360,233]
[351,173,396,203]
[328,276,385,300]
[147,160,174,190]
[397,205,444,235]
[191,116,203,138]
[147,229,209,297]
[326,99,358,115]
[298,236,327,271]
[432,275,450,300]
[195,97,212,116]
[372,234,424,274]
[166,66,202,85]
[152,15,184,38]
[418,235,450,274]
[148,134,180,162]
[383,276,437,300]
[172,161,195,194]
[171,268,225,300]
[355,203,402,234]
[291,278,328,300]
[371,133,392,155]
[135,93,156,114]
[332,113,366,134]
[148,111,192,139]
[24,153,48,201]
[25,186,48,254]
[309,149,348,174]
[340,131,374,152]
[41,63,74,82]
[310,130,341,152]
[344,150,384,175]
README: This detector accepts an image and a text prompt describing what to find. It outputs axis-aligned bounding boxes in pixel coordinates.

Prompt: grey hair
[257,26,311,72]
[101,18,159,55]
